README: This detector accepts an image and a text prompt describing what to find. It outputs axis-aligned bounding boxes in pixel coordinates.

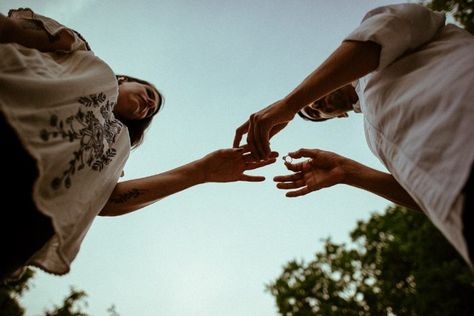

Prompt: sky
[2,1,404,315]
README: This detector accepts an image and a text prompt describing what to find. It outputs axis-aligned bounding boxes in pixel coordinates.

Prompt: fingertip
[244,176,265,182]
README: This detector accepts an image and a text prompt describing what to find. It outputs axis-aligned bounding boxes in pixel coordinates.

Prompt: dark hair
[297,108,329,122]
[116,75,164,149]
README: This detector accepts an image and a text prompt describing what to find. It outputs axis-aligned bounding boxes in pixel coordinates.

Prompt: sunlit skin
[233,40,422,213]
[101,79,280,216]
[0,11,281,217]
[115,81,159,120]
[1,7,287,280]
[274,148,422,211]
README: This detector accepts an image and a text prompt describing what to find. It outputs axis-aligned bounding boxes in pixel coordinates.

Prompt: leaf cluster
[420,0,474,33]
[267,206,474,316]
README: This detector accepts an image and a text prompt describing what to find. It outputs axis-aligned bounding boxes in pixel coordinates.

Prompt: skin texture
[233,40,381,159]
[234,40,423,211]
[100,149,278,216]
[115,81,159,120]
[1,11,279,217]
[274,149,421,212]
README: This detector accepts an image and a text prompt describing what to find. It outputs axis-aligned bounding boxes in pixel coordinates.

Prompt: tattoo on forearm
[110,188,148,204]
[19,19,60,43]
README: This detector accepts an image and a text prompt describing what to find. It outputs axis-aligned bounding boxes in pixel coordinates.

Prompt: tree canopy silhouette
[267,206,474,315]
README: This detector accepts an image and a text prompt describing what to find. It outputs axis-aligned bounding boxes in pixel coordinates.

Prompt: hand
[274,148,346,197]
[233,100,295,160]
[199,148,279,183]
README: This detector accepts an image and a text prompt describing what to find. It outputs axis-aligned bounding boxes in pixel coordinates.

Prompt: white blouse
[0,9,130,275]
[346,4,474,265]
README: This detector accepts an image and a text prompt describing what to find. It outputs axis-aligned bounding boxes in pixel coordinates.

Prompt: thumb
[288,148,316,159]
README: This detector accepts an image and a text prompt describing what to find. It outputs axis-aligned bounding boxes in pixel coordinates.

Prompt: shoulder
[361,3,444,24]
[8,7,91,52]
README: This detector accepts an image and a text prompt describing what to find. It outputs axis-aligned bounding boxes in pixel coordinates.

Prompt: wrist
[282,94,305,114]
[188,157,208,185]
[338,156,360,186]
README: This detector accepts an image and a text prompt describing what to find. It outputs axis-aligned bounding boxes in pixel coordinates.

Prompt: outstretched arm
[274,148,422,212]
[235,4,445,160]
[233,40,381,160]
[100,148,278,216]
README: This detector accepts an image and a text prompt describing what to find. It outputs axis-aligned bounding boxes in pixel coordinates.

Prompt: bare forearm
[100,160,205,216]
[284,40,381,112]
[342,158,422,212]
[0,14,73,52]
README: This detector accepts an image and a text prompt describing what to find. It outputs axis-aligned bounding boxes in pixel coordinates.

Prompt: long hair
[116,75,164,149]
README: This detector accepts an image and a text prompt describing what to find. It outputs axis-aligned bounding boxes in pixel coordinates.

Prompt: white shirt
[346,4,474,265]
[0,9,130,275]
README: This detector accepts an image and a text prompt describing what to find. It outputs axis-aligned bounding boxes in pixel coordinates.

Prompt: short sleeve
[8,8,90,52]
[344,4,445,70]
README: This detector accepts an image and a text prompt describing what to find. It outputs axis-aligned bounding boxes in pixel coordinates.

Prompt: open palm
[274,148,345,197]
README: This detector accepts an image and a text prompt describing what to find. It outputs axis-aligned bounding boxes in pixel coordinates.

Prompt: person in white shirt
[233,3,474,266]
[0,8,277,280]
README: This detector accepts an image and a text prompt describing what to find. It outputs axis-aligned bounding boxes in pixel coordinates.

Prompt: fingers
[243,151,278,162]
[245,158,277,170]
[276,179,306,190]
[243,151,278,171]
[274,172,306,190]
[269,151,279,159]
[284,161,305,172]
[233,121,249,148]
[285,187,311,198]
[239,144,250,152]
[240,174,265,182]
[273,172,302,183]
[288,148,319,159]
[248,115,271,160]
[274,172,313,197]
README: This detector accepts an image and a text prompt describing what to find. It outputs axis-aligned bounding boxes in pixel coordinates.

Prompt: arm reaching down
[233,40,381,160]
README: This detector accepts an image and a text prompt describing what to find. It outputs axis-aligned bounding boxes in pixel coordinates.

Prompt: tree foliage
[420,0,474,33]
[0,270,119,316]
[44,288,88,316]
[0,269,35,316]
[267,206,474,315]
[268,2,474,314]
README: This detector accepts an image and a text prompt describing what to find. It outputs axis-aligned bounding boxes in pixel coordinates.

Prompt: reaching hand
[199,148,279,183]
[233,100,295,160]
[274,148,346,197]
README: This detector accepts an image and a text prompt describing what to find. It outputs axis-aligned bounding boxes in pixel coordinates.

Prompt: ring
[283,155,293,163]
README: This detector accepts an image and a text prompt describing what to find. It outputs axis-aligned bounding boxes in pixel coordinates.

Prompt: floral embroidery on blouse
[40,93,123,190]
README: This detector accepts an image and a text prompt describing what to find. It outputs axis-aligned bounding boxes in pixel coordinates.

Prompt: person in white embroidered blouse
[233,3,474,267]
[0,8,277,280]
